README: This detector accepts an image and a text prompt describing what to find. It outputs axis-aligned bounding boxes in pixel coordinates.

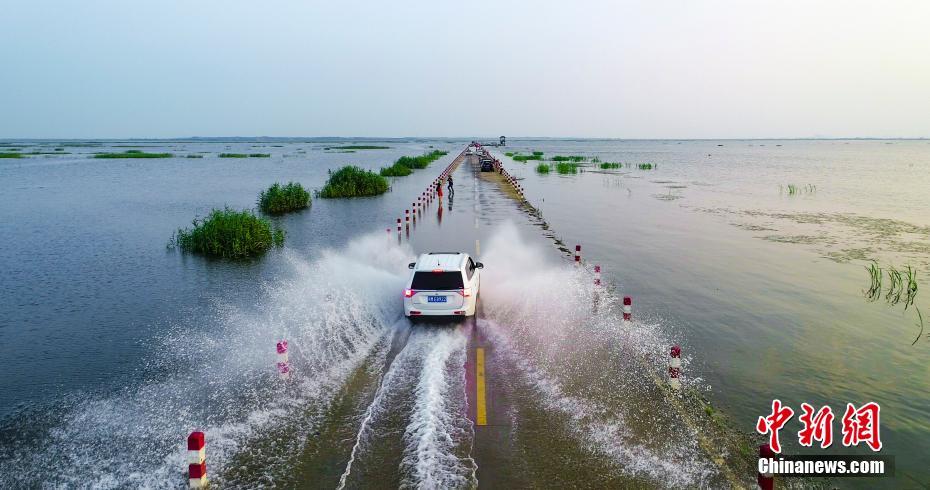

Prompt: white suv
[404,252,483,318]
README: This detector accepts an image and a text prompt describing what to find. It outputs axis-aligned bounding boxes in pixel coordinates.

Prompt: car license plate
[427,295,447,303]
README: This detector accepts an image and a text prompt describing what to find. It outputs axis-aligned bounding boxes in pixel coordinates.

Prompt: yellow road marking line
[476,348,487,426]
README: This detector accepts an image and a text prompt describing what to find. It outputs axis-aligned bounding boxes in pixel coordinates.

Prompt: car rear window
[411,271,463,290]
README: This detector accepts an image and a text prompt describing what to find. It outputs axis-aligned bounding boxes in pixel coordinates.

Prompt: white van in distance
[404,252,482,318]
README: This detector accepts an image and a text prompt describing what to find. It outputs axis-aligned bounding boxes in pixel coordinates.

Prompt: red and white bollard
[277,340,290,380]
[412,203,417,222]
[668,345,681,390]
[397,218,401,234]
[574,245,581,265]
[623,296,632,321]
[405,209,410,229]
[187,431,207,488]
[758,443,775,490]
[594,265,601,287]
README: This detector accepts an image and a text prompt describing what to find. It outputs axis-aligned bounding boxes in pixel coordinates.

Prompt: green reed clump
[600,162,621,169]
[94,150,173,158]
[379,163,413,177]
[905,266,919,309]
[319,165,389,198]
[886,266,904,305]
[555,162,579,174]
[532,151,544,156]
[781,184,816,196]
[535,163,551,173]
[0,152,23,158]
[396,150,447,170]
[513,154,542,162]
[551,155,587,162]
[249,153,271,158]
[865,262,883,301]
[172,207,284,258]
[219,153,248,158]
[504,152,515,157]
[258,182,311,214]
[637,163,654,170]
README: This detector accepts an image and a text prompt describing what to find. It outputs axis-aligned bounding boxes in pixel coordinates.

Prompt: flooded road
[2,139,928,487]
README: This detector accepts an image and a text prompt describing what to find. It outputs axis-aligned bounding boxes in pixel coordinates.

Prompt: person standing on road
[447,175,454,194]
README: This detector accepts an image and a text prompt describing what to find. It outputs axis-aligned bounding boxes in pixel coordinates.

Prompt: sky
[2,0,929,139]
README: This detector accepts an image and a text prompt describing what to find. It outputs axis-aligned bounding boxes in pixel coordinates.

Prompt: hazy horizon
[3,0,929,139]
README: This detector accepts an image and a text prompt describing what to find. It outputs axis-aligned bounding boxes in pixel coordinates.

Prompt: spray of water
[476,222,717,486]
[0,232,413,488]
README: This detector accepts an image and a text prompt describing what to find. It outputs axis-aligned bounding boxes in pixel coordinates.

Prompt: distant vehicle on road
[404,252,482,319]
[480,159,494,172]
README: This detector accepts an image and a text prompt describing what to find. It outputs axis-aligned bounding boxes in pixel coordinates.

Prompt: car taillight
[459,288,472,297]
[404,289,414,298]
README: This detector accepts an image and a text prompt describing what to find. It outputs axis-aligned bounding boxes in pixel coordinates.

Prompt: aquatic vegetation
[551,155,587,162]
[379,163,413,177]
[637,163,654,170]
[532,151,544,156]
[395,150,447,170]
[599,162,621,169]
[93,150,173,158]
[864,262,919,309]
[504,152,515,157]
[249,153,271,158]
[326,145,390,150]
[555,162,579,174]
[319,165,389,198]
[780,184,816,196]
[171,207,284,258]
[219,153,248,158]
[913,308,924,346]
[591,157,601,163]
[186,154,203,158]
[0,152,23,158]
[535,163,551,173]
[258,182,311,214]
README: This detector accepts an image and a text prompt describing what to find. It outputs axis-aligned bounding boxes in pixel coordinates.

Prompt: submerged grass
[599,162,621,169]
[219,153,248,158]
[319,165,389,198]
[94,150,173,159]
[551,155,587,162]
[171,207,284,258]
[249,153,271,158]
[637,163,654,170]
[535,163,551,173]
[781,184,817,195]
[258,182,311,214]
[865,262,920,313]
[555,162,579,174]
[513,154,542,162]
[0,152,23,158]
[325,145,390,150]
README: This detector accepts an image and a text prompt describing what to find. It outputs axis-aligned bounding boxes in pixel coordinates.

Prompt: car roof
[414,252,468,272]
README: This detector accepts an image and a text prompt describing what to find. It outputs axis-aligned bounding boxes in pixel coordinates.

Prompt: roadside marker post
[187,431,207,488]
[668,345,682,390]
[397,218,401,234]
[758,444,775,490]
[276,340,290,380]
[594,265,601,287]
[574,245,581,265]
[623,296,632,321]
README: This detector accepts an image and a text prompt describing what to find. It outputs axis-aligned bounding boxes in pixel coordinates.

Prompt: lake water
[1,139,928,487]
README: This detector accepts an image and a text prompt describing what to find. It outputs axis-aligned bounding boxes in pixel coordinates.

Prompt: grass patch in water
[865,262,919,309]
[637,163,654,170]
[551,155,587,162]
[171,207,284,258]
[258,182,311,214]
[0,152,23,158]
[186,154,203,158]
[505,152,515,157]
[379,163,413,177]
[319,165,389,198]
[326,145,390,150]
[599,162,621,169]
[536,163,551,173]
[513,154,542,162]
[395,149,447,169]
[94,150,173,158]
[249,153,271,158]
[781,184,816,195]
[219,153,248,158]
[555,162,579,174]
